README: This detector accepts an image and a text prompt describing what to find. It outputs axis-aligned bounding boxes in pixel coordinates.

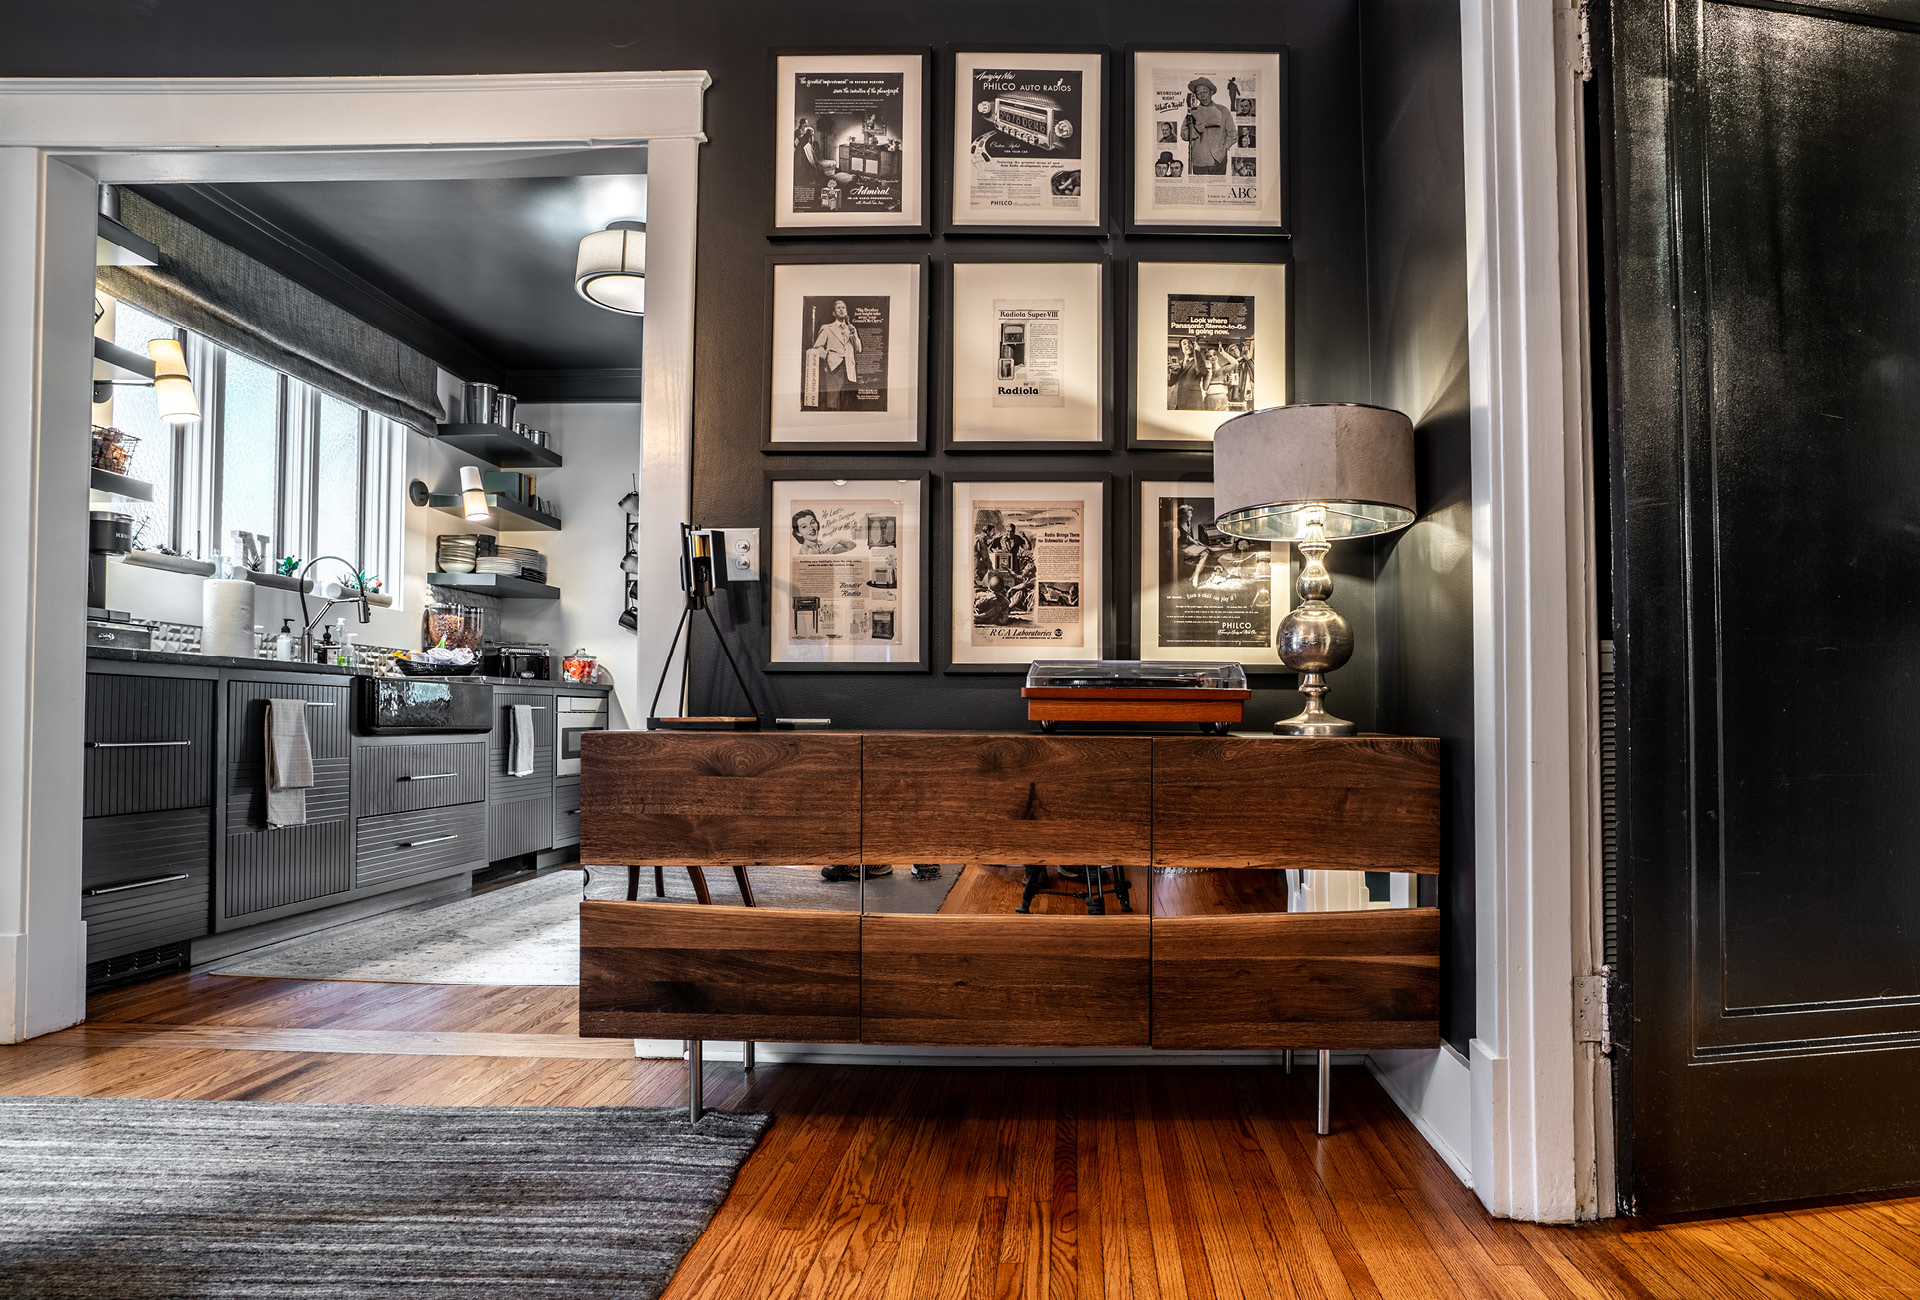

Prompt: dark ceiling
[137,171,648,401]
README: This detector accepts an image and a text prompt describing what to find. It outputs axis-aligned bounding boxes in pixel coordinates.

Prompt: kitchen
[81,173,648,988]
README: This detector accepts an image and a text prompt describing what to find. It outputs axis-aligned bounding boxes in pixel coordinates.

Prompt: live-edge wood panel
[1152,736,1441,870]
[860,914,1151,1047]
[581,731,862,866]
[862,734,1152,866]
[579,901,860,1042]
[1152,907,1440,1049]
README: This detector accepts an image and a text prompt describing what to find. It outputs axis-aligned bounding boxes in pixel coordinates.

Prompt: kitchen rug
[206,861,952,986]
[0,1095,767,1300]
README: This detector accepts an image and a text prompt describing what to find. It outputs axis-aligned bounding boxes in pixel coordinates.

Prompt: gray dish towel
[265,699,315,827]
[508,704,536,777]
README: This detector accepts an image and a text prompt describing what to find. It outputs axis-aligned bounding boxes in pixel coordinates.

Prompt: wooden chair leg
[733,865,757,907]
[654,865,665,897]
[686,867,713,905]
[626,866,640,901]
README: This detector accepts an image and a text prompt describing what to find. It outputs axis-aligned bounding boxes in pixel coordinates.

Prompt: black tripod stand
[647,524,759,725]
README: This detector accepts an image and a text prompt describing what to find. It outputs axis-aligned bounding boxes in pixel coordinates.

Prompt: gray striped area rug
[0,1096,768,1299]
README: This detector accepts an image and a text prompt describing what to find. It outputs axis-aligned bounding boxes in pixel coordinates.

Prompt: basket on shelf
[91,425,140,476]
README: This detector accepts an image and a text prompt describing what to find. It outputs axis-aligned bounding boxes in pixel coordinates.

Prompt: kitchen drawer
[355,804,486,891]
[488,796,555,861]
[357,740,487,817]
[81,808,212,962]
[222,822,352,923]
[552,777,581,848]
[84,674,214,817]
[227,678,353,763]
[489,691,555,790]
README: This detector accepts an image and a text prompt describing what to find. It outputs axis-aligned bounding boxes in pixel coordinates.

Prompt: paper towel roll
[202,578,257,658]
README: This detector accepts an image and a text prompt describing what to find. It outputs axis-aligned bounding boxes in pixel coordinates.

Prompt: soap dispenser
[274,618,295,662]
[314,622,335,664]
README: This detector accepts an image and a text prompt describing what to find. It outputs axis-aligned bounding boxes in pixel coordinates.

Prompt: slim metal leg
[688,1037,704,1122]
[742,1041,755,1072]
[1316,1049,1332,1135]
[653,865,665,897]
[1283,1049,1293,1075]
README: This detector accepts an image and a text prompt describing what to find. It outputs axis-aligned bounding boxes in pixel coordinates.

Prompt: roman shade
[96,190,442,432]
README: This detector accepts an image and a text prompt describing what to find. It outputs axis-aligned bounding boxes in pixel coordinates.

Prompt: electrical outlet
[722,528,761,582]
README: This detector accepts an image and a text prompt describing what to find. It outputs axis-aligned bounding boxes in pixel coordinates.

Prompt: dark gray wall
[1359,0,1475,1051]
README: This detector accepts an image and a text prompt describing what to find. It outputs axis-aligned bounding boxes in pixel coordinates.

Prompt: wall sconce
[92,338,200,425]
[458,465,491,522]
[407,479,431,507]
[574,220,645,316]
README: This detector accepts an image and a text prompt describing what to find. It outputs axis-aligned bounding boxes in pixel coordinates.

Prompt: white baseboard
[1367,1044,1474,1188]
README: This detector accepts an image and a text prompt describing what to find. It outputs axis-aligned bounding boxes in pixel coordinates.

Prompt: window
[101,296,406,604]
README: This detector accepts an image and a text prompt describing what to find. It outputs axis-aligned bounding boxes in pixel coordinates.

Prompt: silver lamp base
[1273,671,1357,736]
[1273,531,1358,737]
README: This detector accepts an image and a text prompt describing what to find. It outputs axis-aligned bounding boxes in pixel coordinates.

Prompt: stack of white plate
[436,535,478,574]
[475,556,522,576]
[497,545,547,583]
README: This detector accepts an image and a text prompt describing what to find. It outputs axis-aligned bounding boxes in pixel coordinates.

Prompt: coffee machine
[88,510,131,621]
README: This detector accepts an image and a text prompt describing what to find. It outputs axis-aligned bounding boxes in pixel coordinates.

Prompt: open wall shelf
[426,493,561,532]
[428,572,560,600]
[90,468,154,502]
[435,423,563,470]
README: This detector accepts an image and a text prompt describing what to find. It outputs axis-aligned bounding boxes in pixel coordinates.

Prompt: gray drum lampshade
[1212,403,1417,541]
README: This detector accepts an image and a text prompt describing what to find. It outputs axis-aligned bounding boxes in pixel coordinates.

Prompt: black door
[1606,0,1920,1213]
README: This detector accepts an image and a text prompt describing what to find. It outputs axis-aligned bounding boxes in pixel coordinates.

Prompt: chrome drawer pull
[84,873,190,896]
[301,701,338,707]
[399,834,459,848]
[402,772,458,781]
[564,808,581,815]
[86,740,192,749]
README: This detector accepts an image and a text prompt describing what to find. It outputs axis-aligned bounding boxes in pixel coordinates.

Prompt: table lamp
[1213,403,1416,736]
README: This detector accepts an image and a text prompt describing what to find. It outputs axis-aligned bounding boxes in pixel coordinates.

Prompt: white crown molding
[0,71,712,152]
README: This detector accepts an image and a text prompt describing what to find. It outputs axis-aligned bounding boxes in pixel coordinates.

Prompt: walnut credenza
[579,731,1439,1074]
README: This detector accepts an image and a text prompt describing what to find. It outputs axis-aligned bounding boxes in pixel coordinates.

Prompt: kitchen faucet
[296,554,372,661]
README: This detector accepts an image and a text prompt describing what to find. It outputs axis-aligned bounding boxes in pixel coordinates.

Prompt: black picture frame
[771,47,935,239]
[1123,254,1292,452]
[941,45,1111,237]
[762,253,933,454]
[938,253,1114,454]
[943,471,1115,674]
[1122,44,1291,237]
[1128,466,1295,675]
[764,470,934,674]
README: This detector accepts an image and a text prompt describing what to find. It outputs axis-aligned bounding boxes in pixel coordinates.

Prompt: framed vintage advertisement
[1134,473,1287,669]
[942,258,1110,451]
[774,49,932,236]
[1128,259,1288,449]
[948,474,1110,672]
[946,48,1107,235]
[767,474,930,672]
[765,256,930,451]
[1125,46,1288,235]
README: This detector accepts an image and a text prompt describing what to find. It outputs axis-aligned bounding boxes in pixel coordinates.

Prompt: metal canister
[461,381,497,426]
[492,392,518,428]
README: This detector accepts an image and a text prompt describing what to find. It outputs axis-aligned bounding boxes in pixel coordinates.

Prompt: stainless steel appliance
[358,676,495,735]
[555,693,608,776]
[86,620,150,649]
[485,644,552,681]
[88,509,133,622]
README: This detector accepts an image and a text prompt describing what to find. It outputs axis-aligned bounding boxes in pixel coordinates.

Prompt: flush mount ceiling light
[575,220,645,316]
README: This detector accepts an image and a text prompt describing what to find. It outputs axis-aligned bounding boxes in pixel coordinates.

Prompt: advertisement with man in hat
[1147,64,1262,211]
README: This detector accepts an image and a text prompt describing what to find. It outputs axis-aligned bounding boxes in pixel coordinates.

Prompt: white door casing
[0,71,708,1042]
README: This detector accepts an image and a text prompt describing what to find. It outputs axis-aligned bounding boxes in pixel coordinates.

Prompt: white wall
[503,401,642,727]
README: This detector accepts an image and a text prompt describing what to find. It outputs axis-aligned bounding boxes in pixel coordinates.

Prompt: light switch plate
[722,528,761,582]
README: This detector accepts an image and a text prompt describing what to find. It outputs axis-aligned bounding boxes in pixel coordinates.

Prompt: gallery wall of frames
[692,18,1382,733]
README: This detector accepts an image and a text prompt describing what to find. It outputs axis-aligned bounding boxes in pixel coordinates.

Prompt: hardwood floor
[3,971,1916,1298]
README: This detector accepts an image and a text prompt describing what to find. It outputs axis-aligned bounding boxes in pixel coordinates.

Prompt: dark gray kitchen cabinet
[83,674,214,817]
[552,776,582,849]
[487,688,555,860]
[82,808,212,962]
[356,740,487,817]
[219,675,354,928]
[355,804,487,891]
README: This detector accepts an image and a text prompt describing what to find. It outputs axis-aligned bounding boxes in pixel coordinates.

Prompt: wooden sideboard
[578,731,1440,1054]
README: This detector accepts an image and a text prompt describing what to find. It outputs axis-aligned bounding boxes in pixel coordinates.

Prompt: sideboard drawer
[84,674,214,817]
[1150,908,1441,1050]
[82,808,212,962]
[355,804,486,891]
[581,732,862,866]
[356,740,487,817]
[859,913,1150,1048]
[861,735,1152,866]
[579,902,860,1042]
